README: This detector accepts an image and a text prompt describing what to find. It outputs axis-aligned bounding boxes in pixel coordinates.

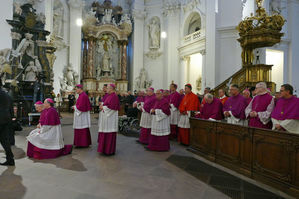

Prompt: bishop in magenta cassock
[169,83,182,140]
[137,88,156,145]
[245,82,274,129]
[271,84,299,134]
[178,84,200,145]
[99,84,109,105]
[97,84,120,155]
[133,90,145,109]
[73,84,92,147]
[27,99,72,159]
[199,94,223,121]
[146,89,171,151]
[223,84,248,125]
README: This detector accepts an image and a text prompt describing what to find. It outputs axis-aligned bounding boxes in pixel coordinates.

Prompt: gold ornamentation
[25,12,36,29]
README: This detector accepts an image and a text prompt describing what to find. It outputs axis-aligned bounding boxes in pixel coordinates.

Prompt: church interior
[0,0,299,198]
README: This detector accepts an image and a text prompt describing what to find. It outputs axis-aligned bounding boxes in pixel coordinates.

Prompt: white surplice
[73,106,91,129]
[151,109,170,136]
[170,104,180,125]
[272,118,299,134]
[98,106,118,133]
[178,111,191,128]
[27,125,64,150]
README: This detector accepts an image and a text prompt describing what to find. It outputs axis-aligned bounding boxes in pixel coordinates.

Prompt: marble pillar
[68,0,83,81]
[121,42,128,80]
[200,49,206,94]
[86,38,95,79]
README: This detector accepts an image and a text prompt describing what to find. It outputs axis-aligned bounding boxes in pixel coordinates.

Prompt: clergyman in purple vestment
[98,84,120,155]
[223,84,247,125]
[271,84,299,134]
[245,82,274,129]
[200,94,223,121]
[146,89,171,152]
[137,88,156,145]
[73,84,92,147]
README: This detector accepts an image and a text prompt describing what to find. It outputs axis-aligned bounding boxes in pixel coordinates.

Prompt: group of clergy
[25,81,298,160]
[26,83,120,159]
[135,82,299,151]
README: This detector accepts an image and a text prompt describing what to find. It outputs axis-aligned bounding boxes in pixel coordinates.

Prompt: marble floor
[0,114,230,199]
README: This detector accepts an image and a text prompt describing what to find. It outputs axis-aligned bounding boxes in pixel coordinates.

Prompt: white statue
[148,18,160,49]
[24,61,38,81]
[59,76,67,91]
[0,49,12,86]
[102,9,112,24]
[61,64,78,91]
[12,33,36,69]
[135,68,152,90]
[121,14,131,25]
[102,51,111,73]
[53,7,64,38]
[66,64,75,86]
[14,2,22,15]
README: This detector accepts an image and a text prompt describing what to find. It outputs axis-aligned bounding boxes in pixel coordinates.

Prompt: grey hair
[204,93,214,100]
[256,82,267,89]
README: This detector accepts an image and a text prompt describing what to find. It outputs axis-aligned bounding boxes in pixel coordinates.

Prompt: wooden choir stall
[189,117,299,197]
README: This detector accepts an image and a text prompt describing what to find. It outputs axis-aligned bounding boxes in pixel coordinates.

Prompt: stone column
[121,41,128,80]
[132,8,146,90]
[68,0,83,80]
[86,38,95,79]
[163,6,180,88]
[200,49,206,94]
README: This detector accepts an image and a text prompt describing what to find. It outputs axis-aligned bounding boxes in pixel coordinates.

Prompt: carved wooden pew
[189,118,299,197]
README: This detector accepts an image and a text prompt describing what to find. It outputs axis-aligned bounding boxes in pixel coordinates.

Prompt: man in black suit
[0,83,15,166]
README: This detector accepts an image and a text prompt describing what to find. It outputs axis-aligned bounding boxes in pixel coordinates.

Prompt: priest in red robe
[27,99,72,159]
[137,88,156,144]
[271,84,299,134]
[73,84,92,147]
[245,82,274,129]
[146,89,171,151]
[223,84,247,125]
[169,83,182,139]
[200,94,223,121]
[178,84,200,145]
[98,84,120,155]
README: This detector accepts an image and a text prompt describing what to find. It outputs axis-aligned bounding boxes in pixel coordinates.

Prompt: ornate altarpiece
[82,0,132,94]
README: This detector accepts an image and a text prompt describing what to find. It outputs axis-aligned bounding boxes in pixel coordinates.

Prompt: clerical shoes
[0,160,15,166]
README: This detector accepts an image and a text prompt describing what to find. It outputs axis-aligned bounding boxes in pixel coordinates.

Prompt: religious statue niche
[53,0,64,38]
[145,17,162,59]
[82,1,132,93]
[148,17,161,50]
[96,34,119,80]
[4,1,56,120]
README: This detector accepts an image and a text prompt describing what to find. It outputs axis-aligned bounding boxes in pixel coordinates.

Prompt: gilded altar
[82,0,132,94]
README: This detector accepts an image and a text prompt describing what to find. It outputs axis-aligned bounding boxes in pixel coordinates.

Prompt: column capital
[68,0,84,10]
[132,9,147,20]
